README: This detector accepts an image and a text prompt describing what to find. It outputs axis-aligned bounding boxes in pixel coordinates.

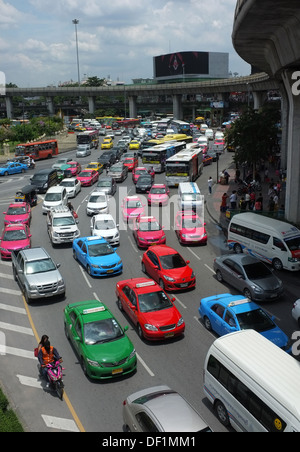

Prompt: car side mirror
[186,260,190,264]
[57,263,61,268]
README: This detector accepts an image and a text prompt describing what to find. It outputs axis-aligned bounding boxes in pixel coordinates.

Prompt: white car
[197,135,208,145]
[205,128,214,140]
[59,178,81,198]
[292,299,300,326]
[86,191,109,216]
[90,214,120,246]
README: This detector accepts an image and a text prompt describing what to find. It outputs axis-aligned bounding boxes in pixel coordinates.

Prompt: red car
[132,167,150,184]
[67,161,81,176]
[123,156,138,172]
[115,278,185,341]
[175,211,207,245]
[141,245,196,291]
[121,196,145,222]
[133,216,166,248]
[3,202,31,226]
[76,169,99,186]
[0,223,31,259]
[147,184,169,206]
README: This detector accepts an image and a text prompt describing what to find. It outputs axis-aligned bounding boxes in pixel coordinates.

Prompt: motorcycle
[39,360,64,400]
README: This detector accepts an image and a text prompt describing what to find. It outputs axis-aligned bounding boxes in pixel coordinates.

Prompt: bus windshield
[166,163,188,176]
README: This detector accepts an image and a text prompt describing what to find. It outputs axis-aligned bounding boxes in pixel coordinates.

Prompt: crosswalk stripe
[0,321,34,335]
[0,303,26,314]
[16,375,42,389]
[0,344,35,359]
[0,287,21,295]
[0,272,13,280]
[41,415,80,432]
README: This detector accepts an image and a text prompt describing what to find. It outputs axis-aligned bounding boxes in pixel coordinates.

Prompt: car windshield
[126,200,142,208]
[88,243,114,256]
[69,163,77,167]
[136,169,147,175]
[87,164,98,169]
[94,219,115,230]
[284,235,300,251]
[31,175,47,181]
[236,308,275,332]
[97,181,111,187]
[2,229,27,241]
[44,193,61,201]
[139,221,161,231]
[182,217,202,228]
[243,262,272,279]
[79,171,92,177]
[60,181,75,187]
[84,318,123,345]
[160,253,186,269]
[138,176,151,184]
[6,206,26,215]
[53,217,75,226]
[138,290,173,312]
[25,258,56,274]
[151,187,166,194]
[89,194,106,203]
[110,165,122,172]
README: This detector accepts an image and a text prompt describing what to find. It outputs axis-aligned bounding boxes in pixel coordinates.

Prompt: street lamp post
[72,19,80,86]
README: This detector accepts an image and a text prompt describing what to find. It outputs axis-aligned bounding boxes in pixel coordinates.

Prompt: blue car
[198,293,291,352]
[0,162,28,176]
[73,236,123,277]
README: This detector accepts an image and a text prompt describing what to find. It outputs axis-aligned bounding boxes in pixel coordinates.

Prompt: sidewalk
[205,152,285,235]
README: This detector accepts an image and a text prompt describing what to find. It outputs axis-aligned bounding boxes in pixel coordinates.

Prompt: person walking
[208,176,213,195]
[229,190,237,210]
[220,193,228,213]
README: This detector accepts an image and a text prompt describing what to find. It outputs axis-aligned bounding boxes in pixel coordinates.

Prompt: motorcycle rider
[38,340,62,386]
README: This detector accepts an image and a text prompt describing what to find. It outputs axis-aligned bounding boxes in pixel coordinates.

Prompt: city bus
[141,142,186,173]
[143,134,193,149]
[117,118,140,129]
[204,330,300,432]
[169,119,191,135]
[165,147,203,186]
[76,130,99,149]
[15,139,58,160]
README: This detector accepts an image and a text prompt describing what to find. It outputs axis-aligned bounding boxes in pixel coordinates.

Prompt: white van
[42,186,68,213]
[178,182,203,213]
[205,128,214,140]
[228,212,300,271]
[204,330,300,432]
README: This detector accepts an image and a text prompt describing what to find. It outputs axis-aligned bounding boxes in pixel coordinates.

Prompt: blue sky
[0,0,250,87]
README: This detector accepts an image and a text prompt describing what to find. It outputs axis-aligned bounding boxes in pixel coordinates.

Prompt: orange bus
[15,139,58,160]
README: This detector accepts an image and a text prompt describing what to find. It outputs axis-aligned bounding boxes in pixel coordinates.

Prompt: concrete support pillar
[128,96,137,118]
[252,91,266,110]
[282,69,300,224]
[88,96,95,114]
[46,97,55,115]
[5,96,13,119]
[173,94,183,119]
[279,83,289,171]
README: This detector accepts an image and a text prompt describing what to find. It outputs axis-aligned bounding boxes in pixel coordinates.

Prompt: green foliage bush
[0,387,24,432]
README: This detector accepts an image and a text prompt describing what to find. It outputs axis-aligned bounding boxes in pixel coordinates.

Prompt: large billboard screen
[154,52,209,78]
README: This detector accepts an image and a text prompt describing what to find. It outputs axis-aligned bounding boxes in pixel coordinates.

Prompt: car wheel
[216,270,223,282]
[73,250,77,260]
[64,322,70,340]
[87,265,92,275]
[272,258,283,271]
[137,324,144,339]
[204,316,212,331]
[141,262,146,273]
[215,401,230,426]
[117,297,123,311]
[24,291,32,305]
[243,288,252,300]
[4,171,8,176]
[234,243,243,254]
[81,357,88,376]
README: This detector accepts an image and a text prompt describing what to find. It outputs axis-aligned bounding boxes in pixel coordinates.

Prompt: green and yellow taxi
[64,300,137,379]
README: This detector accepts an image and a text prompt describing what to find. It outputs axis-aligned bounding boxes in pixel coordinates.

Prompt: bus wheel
[272,258,283,271]
[215,401,230,426]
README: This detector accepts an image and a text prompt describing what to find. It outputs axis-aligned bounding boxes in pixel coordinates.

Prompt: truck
[47,206,80,246]
[11,247,66,304]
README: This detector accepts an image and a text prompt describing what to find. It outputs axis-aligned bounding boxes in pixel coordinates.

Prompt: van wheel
[234,244,243,254]
[272,258,283,271]
[215,401,230,426]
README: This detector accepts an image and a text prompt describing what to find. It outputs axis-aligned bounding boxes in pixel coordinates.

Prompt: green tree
[84,76,105,87]
[226,106,280,173]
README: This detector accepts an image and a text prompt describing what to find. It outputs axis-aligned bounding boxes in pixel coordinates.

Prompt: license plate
[164,332,174,338]
[107,269,114,273]
[112,368,123,375]
[180,283,189,287]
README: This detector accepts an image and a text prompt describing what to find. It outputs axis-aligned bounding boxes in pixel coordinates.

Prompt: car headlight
[163,275,175,282]
[91,264,100,268]
[86,358,100,367]
[177,317,184,327]
[0,247,7,252]
[191,271,195,278]
[28,283,37,290]
[144,324,158,331]
[128,349,136,360]
[251,285,263,293]
[117,259,122,266]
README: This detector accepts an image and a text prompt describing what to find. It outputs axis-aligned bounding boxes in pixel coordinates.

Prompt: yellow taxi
[129,140,140,150]
[101,137,113,149]
[85,162,103,174]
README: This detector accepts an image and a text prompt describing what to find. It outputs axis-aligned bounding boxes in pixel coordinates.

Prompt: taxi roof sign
[228,298,249,307]
[135,281,156,288]
[83,306,106,315]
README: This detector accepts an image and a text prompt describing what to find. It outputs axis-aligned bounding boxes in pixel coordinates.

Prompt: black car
[135,175,153,193]
[98,152,116,168]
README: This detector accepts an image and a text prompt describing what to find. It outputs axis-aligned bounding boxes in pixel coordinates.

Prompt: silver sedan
[213,254,284,301]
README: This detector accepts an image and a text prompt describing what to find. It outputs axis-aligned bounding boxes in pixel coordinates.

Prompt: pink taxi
[121,196,145,222]
[0,223,31,259]
[175,211,207,245]
[67,161,81,176]
[147,184,169,206]
[133,216,166,248]
[3,202,31,226]
[132,167,149,184]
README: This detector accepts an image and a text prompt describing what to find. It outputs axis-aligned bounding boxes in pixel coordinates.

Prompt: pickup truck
[11,247,66,304]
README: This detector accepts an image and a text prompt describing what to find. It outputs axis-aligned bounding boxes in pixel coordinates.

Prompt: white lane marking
[79,265,92,288]
[0,321,34,335]
[16,374,42,389]
[0,260,13,266]
[0,287,22,296]
[128,235,138,252]
[41,415,80,432]
[204,263,215,273]
[187,247,202,260]
[0,272,13,280]
[0,345,35,359]
[172,294,187,309]
[0,303,26,314]
[136,353,155,377]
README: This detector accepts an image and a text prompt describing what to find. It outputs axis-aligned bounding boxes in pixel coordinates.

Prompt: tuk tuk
[15,185,38,207]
